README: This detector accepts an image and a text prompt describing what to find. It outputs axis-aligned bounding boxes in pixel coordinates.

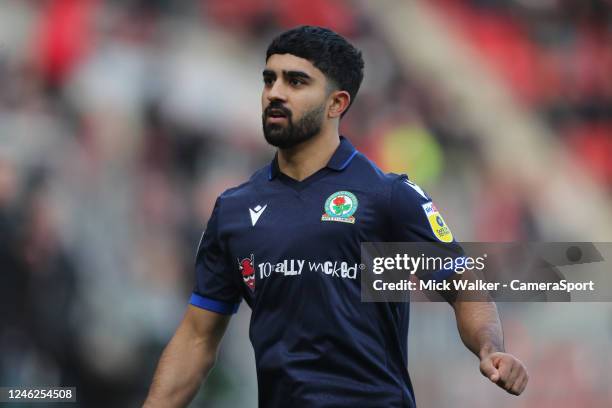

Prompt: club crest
[321,191,358,224]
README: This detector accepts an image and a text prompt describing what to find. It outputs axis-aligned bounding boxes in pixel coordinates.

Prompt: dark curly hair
[266,25,364,118]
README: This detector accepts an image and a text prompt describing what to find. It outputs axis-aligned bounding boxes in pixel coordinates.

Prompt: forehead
[264,53,325,80]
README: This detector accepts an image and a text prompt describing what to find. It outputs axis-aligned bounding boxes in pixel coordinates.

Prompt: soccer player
[144,26,528,407]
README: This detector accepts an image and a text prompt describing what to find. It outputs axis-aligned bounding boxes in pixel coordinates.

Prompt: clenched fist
[480,352,528,395]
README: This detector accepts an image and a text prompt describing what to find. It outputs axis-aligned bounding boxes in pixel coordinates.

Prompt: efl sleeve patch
[421,202,454,243]
[390,175,459,245]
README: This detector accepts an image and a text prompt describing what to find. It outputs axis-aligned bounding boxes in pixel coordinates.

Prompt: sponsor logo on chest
[257,259,359,280]
[237,255,359,290]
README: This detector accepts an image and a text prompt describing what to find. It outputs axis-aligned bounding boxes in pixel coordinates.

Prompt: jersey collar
[268,136,358,180]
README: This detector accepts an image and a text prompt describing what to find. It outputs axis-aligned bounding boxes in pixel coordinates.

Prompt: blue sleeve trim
[190,293,240,315]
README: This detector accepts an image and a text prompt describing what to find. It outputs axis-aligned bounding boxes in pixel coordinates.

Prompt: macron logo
[249,204,267,226]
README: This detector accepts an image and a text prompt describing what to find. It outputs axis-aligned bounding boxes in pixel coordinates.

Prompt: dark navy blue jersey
[190,136,461,408]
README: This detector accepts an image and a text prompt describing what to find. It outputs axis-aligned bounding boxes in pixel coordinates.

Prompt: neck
[277,127,340,181]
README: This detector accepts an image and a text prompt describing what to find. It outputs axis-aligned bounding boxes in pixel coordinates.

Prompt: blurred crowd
[0,0,611,407]
[434,0,612,186]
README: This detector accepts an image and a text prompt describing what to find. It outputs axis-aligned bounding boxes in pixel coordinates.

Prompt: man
[144,26,528,407]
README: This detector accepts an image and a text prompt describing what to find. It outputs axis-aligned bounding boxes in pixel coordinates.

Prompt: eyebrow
[262,69,313,81]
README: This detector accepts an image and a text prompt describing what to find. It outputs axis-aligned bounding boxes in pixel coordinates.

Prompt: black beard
[262,103,325,149]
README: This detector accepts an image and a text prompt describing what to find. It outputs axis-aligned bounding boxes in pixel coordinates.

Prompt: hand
[480,352,528,396]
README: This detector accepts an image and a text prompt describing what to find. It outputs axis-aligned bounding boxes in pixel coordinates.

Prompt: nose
[266,80,287,104]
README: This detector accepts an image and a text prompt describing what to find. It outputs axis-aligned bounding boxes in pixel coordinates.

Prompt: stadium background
[1,0,611,406]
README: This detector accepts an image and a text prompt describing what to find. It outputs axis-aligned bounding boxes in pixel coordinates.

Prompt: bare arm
[442,272,528,395]
[453,297,504,359]
[143,305,231,408]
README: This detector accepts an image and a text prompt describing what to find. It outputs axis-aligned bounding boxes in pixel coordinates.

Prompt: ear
[328,90,351,119]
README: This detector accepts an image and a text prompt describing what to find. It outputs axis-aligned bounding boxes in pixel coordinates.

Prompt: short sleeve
[390,175,464,280]
[190,197,241,315]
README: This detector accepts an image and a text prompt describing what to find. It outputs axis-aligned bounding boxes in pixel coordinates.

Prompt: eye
[289,78,303,87]
[263,77,274,86]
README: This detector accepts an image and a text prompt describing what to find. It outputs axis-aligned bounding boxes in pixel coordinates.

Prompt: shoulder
[217,164,270,203]
[346,152,429,202]
[391,174,432,206]
[340,152,397,193]
[350,152,436,219]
